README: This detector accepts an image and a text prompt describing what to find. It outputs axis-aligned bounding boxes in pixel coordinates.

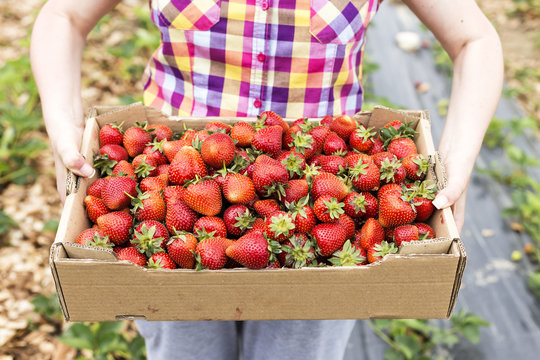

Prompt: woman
[30,0,503,359]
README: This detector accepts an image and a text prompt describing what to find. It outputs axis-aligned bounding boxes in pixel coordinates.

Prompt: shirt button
[261,0,269,10]
[257,52,266,62]
[254,98,262,108]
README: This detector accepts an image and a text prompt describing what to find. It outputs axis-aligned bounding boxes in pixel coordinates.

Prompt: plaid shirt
[143,0,381,118]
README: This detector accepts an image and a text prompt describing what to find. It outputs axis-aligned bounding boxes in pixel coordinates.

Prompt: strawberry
[320,155,347,175]
[205,121,232,134]
[87,178,107,198]
[201,132,236,169]
[349,124,375,152]
[135,220,169,243]
[289,132,316,159]
[194,216,228,239]
[100,123,124,146]
[354,218,384,250]
[112,160,136,178]
[384,226,397,242]
[378,184,417,227]
[408,180,437,222]
[231,122,255,147]
[163,185,185,205]
[148,124,173,141]
[116,247,147,266]
[140,173,169,193]
[336,214,356,240]
[277,150,306,178]
[252,125,283,156]
[265,211,295,242]
[223,173,255,204]
[99,144,128,162]
[379,157,406,185]
[329,240,367,266]
[311,172,348,201]
[252,155,288,198]
[280,234,316,268]
[308,126,331,152]
[393,224,419,246]
[244,217,266,236]
[223,205,256,237]
[123,124,152,157]
[287,197,317,234]
[311,223,347,257]
[330,115,357,140]
[372,151,395,168]
[76,228,111,248]
[143,140,169,166]
[132,154,158,178]
[96,211,133,245]
[84,195,109,223]
[253,199,282,218]
[184,178,222,216]
[101,176,137,210]
[131,222,167,256]
[402,154,430,181]
[168,146,208,185]
[167,232,198,269]
[147,253,176,269]
[343,192,378,219]
[130,190,166,222]
[314,195,345,223]
[415,222,436,240]
[156,164,170,175]
[367,241,398,263]
[165,201,198,233]
[181,129,197,143]
[283,125,302,150]
[383,121,403,131]
[345,152,373,168]
[388,138,417,160]
[348,160,380,191]
[195,237,232,270]
[283,179,309,204]
[162,139,190,162]
[323,132,347,155]
[259,111,289,134]
[367,137,385,155]
[226,232,273,269]
[320,115,333,127]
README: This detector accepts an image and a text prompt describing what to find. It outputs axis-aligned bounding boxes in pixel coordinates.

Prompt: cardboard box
[50,104,466,322]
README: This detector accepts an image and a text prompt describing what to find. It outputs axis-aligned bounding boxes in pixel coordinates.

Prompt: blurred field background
[0,0,538,359]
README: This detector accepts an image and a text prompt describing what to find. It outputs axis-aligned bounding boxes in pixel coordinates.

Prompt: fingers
[452,191,467,233]
[432,177,466,210]
[57,144,95,178]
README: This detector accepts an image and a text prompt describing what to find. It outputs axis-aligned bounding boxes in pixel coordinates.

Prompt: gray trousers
[135,320,356,360]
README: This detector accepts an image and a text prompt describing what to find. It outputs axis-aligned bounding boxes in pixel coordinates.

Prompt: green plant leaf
[59,323,94,350]
[394,334,421,359]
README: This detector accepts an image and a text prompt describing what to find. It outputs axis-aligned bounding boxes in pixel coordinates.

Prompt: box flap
[399,237,454,255]
[49,243,70,320]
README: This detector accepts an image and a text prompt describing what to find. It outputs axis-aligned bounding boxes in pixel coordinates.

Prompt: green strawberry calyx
[329,240,366,267]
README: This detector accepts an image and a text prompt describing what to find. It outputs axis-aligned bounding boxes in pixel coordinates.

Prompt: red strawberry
[379,157,406,185]
[223,174,255,204]
[87,178,107,198]
[184,179,222,216]
[231,122,255,147]
[259,111,289,134]
[345,152,373,168]
[163,185,185,205]
[76,228,111,248]
[116,247,147,266]
[123,125,152,157]
[97,211,133,245]
[408,180,437,222]
[378,184,417,227]
[311,172,348,201]
[223,205,255,237]
[367,241,398,263]
[336,214,356,240]
[132,154,158,178]
[140,174,169,193]
[384,226,397,242]
[165,201,198,234]
[311,223,347,257]
[101,176,137,210]
[201,132,236,169]
[283,125,302,150]
[252,125,283,156]
[194,216,228,239]
[112,160,136,178]
[287,197,317,234]
[330,115,356,140]
[329,240,367,266]
[277,150,306,178]
[226,232,272,269]
[323,132,347,155]
[131,221,168,256]
[416,222,436,240]
[162,139,190,162]
[195,237,232,270]
[349,124,375,152]
[320,115,333,127]
[147,253,176,269]
[354,218,384,250]
[279,234,316,268]
[99,144,128,162]
[168,146,208,185]
[308,126,331,152]
[402,154,430,181]
[205,121,232,134]
[343,192,378,219]
[245,218,266,235]
[349,160,380,192]
[148,124,173,141]
[367,137,385,155]
[143,141,169,166]
[135,220,169,243]
[289,132,316,159]
[314,195,345,223]
[265,211,295,242]
[388,138,417,160]
[252,155,288,198]
[372,151,395,168]
[131,190,166,222]
[181,129,197,143]
[383,121,403,131]
[156,164,170,175]
[394,224,419,246]
[167,232,198,269]
[84,195,109,223]
[99,123,124,146]
[253,199,281,218]
[283,179,309,204]
[320,155,347,175]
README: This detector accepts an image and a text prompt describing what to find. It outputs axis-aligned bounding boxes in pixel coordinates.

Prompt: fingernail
[80,163,95,177]
[432,195,449,210]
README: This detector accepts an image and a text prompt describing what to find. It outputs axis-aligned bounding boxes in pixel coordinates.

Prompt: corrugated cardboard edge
[49,243,70,320]
[447,238,467,317]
